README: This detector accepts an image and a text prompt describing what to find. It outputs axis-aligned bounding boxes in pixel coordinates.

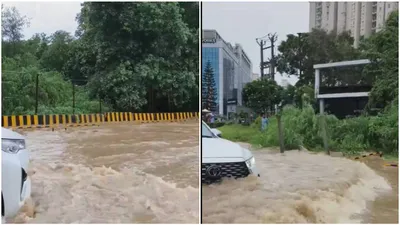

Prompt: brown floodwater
[202,145,397,223]
[11,122,199,223]
[360,155,398,223]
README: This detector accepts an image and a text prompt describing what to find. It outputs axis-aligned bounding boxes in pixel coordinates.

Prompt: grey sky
[203,2,309,85]
[4,1,308,85]
[2,2,81,39]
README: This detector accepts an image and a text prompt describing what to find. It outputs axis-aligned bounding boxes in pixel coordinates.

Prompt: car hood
[202,137,252,161]
[1,127,25,140]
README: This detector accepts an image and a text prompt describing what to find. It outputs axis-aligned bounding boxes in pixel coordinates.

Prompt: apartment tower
[309,2,398,47]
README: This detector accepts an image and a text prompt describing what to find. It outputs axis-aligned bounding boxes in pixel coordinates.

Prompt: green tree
[280,84,296,106]
[76,2,198,112]
[295,85,315,108]
[178,2,199,112]
[40,30,74,73]
[276,30,360,87]
[1,6,30,57]
[242,78,283,113]
[178,2,198,30]
[1,3,199,115]
[360,11,398,110]
[24,33,50,60]
[202,61,217,111]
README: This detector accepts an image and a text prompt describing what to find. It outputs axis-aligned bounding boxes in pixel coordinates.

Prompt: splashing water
[202,148,393,223]
[10,122,199,223]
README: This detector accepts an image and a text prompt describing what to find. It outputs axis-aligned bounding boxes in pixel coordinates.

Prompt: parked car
[2,128,31,222]
[202,121,260,184]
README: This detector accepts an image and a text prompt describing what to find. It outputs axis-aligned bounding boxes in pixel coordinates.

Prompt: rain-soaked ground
[202,144,398,224]
[11,122,199,223]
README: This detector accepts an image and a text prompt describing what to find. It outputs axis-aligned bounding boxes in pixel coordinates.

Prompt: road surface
[11,122,199,223]
[202,146,397,223]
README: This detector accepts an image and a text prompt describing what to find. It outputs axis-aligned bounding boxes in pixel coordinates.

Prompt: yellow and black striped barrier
[1,112,199,129]
[353,152,383,160]
[352,152,398,167]
[384,163,398,167]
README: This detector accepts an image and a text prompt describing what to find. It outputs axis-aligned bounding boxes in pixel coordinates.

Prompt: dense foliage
[235,11,398,155]
[219,103,398,156]
[360,11,398,110]
[242,78,283,114]
[1,3,199,115]
[274,12,398,111]
[276,30,360,88]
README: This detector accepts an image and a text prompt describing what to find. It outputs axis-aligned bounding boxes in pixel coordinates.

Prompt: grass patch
[218,125,259,144]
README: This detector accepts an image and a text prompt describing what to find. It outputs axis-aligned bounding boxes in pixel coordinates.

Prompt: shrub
[208,122,225,128]
[218,103,398,155]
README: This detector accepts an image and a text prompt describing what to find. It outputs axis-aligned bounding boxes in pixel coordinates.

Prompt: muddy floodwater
[12,122,199,223]
[202,146,398,223]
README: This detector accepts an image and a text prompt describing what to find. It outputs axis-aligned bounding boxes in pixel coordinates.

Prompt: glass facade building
[202,29,252,115]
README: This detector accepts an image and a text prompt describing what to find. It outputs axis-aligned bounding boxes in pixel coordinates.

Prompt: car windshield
[202,122,215,138]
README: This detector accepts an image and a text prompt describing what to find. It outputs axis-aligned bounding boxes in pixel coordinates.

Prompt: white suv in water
[202,121,260,184]
[2,128,31,222]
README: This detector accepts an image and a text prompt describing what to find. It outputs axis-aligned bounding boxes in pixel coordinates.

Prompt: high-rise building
[202,29,253,115]
[309,2,398,47]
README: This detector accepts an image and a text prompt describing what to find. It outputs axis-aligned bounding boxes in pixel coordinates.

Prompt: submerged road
[202,145,398,224]
[11,122,199,223]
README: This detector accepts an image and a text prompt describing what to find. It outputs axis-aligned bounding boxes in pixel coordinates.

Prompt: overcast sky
[203,2,309,85]
[2,2,82,39]
[4,2,308,85]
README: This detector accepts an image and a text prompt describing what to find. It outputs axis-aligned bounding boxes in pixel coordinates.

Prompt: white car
[202,121,260,184]
[2,128,31,222]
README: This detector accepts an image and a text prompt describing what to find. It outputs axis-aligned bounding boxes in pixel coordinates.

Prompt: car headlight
[2,139,25,154]
[245,156,256,168]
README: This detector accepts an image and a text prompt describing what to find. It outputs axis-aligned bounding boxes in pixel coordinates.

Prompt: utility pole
[35,73,39,114]
[72,83,75,115]
[297,32,305,78]
[267,33,278,81]
[256,37,269,78]
[256,38,267,78]
[256,33,278,80]
[99,97,102,114]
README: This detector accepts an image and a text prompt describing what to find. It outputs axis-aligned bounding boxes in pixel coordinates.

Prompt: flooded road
[12,122,199,223]
[361,156,398,223]
[202,146,397,223]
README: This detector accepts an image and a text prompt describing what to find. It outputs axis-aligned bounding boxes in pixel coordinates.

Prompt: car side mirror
[211,128,222,138]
